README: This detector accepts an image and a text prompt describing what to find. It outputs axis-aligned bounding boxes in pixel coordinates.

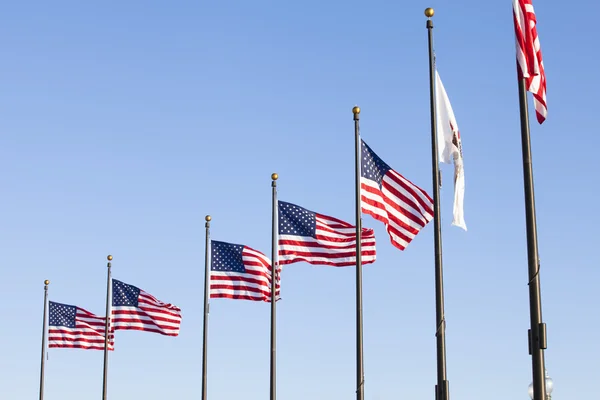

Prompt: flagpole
[39,279,49,400]
[201,215,212,400]
[517,75,547,400]
[352,105,364,400]
[270,172,279,400]
[102,255,113,400]
[425,8,449,400]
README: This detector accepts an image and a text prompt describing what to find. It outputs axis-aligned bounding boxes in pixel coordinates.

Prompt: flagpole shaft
[425,10,449,400]
[270,173,279,400]
[353,106,364,400]
[517,77,547,400]
[39,280,49,400]
[201,215,212,400]
[102,255,112,400]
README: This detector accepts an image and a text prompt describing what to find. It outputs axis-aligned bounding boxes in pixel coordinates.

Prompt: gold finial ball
[44,280,50,285]
[271,173,278,180]
[107,255,113,261]
[205,215,212,222]
[352,106,360,115]
[425,8,434,18]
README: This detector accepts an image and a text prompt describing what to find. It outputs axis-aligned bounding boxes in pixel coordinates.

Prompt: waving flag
[48,301,114,350]
[278,200,376,267]
[210,240,280,302]
[435,70,467,231]
[513,0,547,123]
[360,139,434,250]
[112,279,182,337]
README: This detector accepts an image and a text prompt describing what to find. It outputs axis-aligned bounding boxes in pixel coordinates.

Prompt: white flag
[435,70,466,231]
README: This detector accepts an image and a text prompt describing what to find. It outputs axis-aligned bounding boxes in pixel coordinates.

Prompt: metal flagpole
[39,279,49,400]
[352,105,364,400]
[201,215,212,400]
[102,255,113,400]
[425,8,450,400]
[270,172,279,400]
[517,71,547,400]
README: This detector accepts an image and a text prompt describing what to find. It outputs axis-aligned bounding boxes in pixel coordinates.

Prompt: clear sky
[1,1,598,399]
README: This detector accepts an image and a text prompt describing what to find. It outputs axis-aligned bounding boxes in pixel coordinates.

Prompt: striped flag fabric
[48,301,114,351]
[111,279,182,337]
[360,139,434,251]
[210,240,280,302]
[513,0,547,123]
[435,70,467,231]
[278,200,376,267]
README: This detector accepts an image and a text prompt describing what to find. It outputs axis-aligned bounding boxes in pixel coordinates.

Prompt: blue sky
[1,1,598,399]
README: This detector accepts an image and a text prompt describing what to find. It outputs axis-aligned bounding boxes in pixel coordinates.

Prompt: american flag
[278,200,376,267]
[48,301,114,351]
[210,240,280,302]
[513,0,547,123]
[360,139,434,251]
[111,279,182,337]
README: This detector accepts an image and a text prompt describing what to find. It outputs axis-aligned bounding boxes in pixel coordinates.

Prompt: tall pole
[270,172,279,400]
[201,215,212,400]
[425,8,449,400]
[39,279,49,400]
[102,255,113,400]
[517,75,547,400]
[352,105,364,400]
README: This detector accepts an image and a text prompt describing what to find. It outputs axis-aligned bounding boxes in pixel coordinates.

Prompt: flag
[111,279,182,336]
[360,139,434,251]
[435,70,467,231]
[210,240,280,302]
[48,301,114,351]
[278,200,376,267]
[513,0,547,123]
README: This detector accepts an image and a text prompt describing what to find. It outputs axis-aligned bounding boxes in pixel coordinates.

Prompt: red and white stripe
[49,307,115,351]
[513,0,547,124]
[361,171,433,251]
[112,290,182,337]
[279,214,376,267]
[210,246,281,302]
